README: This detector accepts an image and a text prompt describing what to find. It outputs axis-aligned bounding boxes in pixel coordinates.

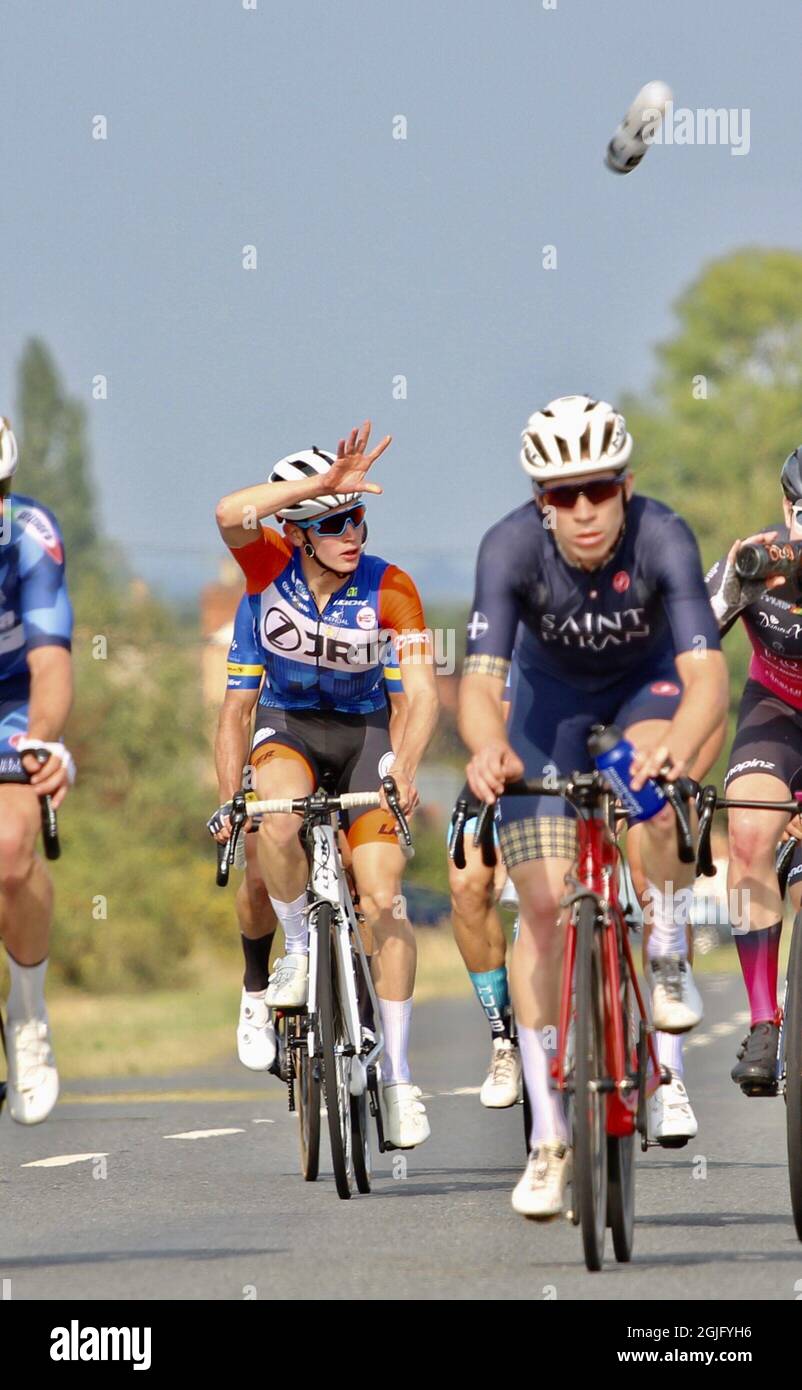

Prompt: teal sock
[468,966,511,1040]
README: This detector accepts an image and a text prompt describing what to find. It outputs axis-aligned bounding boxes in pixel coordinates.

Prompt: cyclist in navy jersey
[458,394,728,1218]
[706,447,802,1091]
[0,417,74,1125]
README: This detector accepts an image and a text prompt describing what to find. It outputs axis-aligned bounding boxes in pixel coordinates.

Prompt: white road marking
[164,1129,245,1140]
[734,1010,751,1024]
[685,1034,712,1049]
[710,1022,738,1036]
[22,1153,109,1169]
[445,1086,481,1096]
[251,1119,275,1125]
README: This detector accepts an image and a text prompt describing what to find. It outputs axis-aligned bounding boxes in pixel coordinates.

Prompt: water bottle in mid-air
[587,723,666,823]
[605,80,672,175]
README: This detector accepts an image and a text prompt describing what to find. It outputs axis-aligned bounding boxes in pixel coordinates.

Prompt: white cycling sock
[268,892,308,956]
[6,954,48,1024]
[379,997,412,1085]
[518,1024,569,1148]
[656,1030,684,1079]
[644,880,693,959]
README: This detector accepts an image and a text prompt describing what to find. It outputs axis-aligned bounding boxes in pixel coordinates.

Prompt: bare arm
[215,421,390,548]
[388,691,408,755]
[22,646,75,806]
[215,688,259,805]
[458,669,524,802]
[383,659,439,814]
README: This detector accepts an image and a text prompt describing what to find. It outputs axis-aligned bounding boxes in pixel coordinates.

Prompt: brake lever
[473,801,498,868]
[662,781,695,865]
[381,775,413,848]
[776,836,798,900]
[216,789,248,887]
[695,784,718,878]
[449,797,469,869]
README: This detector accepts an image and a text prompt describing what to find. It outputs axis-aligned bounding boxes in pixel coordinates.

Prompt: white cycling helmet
[0,416,19,482]
[520,395,632,485]
[270,447,361,522]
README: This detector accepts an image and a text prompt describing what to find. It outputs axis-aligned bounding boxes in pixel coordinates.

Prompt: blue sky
[3,0,801,599]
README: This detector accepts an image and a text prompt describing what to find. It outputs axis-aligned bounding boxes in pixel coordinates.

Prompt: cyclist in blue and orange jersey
[705,447,802,1093]
[447,666,523,1109]
[211,592,409,1073]
[0,417,75,1125]
[458,394,728,1218]
[215,422,439,1149]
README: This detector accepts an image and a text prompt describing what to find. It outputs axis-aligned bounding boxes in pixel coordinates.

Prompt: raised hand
[318,420,392,498]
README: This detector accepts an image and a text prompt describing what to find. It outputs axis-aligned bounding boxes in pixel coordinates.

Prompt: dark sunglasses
[539,477,626,510]
[300,504,367,537]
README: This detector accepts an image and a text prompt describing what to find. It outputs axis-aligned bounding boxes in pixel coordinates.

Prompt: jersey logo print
[16,507,64,564]
[540,608,649,651]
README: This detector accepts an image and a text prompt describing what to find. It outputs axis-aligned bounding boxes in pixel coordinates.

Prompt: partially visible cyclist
[448,670,522,1108]
[215,423,439,1148]
[706,446,802,1092]
[211,592,408,1073]
[459,394,728,1218]
[0,416,74,1124]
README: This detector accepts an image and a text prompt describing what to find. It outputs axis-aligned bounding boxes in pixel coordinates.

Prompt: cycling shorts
[250,705,398,848]
[500,658,684,827]
[0,693,29,780]
[725,679,802,796]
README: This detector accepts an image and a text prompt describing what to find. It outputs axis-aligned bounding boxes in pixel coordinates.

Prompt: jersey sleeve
[383,642,404,695]
[654,514,721,656]
[16,504,73,652]
[229,526,292,594]
[226,595,263,691]
[377,565,431,661]
[463,521,520,678]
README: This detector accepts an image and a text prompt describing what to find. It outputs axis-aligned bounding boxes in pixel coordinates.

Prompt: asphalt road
[2,975,802,1301]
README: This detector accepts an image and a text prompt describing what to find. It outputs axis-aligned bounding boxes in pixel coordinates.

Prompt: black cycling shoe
[731,1021,780,1095]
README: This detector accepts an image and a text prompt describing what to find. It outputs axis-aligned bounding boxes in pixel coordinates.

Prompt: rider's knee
[448,863,493,917]
[0,824,36,894]
[359,883,405,922]
[729,815,775,873]
[260,813,303,854]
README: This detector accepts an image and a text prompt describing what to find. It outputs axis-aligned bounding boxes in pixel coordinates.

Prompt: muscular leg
[727,774,788,1025]
[449,841,510,1038]
[236,831,277,993]
[0,785,53,967]
[509,855,572,1147]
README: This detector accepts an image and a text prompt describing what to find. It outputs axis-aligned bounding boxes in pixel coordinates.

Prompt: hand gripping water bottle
[587,723,666,823]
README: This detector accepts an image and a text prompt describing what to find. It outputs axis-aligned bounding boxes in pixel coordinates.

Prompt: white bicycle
[217,776,412,1199]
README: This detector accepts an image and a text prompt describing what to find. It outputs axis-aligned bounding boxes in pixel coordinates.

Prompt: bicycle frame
[554,791,663,1138]
[304,817,384,1088]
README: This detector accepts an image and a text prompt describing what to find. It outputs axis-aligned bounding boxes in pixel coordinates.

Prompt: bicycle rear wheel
[785,910,802,1240]
[316,903,354,1200]
[573,896,608,1271]
[292,1014,321,1182]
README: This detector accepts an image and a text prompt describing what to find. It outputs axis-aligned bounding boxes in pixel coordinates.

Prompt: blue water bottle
[587,723,666,823]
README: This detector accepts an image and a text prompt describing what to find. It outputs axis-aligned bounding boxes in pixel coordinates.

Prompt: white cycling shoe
[647,1070,698,1147]
[6,1015,59,1125]
[511,1140,572,1220]
[236,989,277,1071]
[647,954,703,1034]
[382,1082,431,1148]
[266,955,309,1009]
[480,1037,522,1108]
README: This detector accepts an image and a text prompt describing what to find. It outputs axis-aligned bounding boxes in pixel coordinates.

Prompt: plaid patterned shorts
[498,815,578,869]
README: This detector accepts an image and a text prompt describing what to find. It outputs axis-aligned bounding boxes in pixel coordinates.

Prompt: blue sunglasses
[298,504,367,537]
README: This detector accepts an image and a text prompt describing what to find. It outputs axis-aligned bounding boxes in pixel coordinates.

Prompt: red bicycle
[473,749,697,1271]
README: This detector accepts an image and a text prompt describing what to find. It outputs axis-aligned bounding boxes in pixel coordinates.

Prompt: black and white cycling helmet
[520,394,632,485]
[0,416,19,482]
[781,447,802,503]
[270,446,360,522]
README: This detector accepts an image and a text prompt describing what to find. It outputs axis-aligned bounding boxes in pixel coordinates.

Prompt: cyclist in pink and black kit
[706,447,802,1091]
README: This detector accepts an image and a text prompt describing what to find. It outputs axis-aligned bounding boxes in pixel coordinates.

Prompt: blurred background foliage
[7,245,802,993]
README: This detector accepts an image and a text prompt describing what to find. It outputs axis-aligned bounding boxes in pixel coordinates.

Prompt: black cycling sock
[357,955,375,1032]
[241,931,275,994]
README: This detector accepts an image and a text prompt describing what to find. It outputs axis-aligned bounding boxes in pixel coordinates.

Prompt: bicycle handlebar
[0,748,60,860]
[215,777,413,887]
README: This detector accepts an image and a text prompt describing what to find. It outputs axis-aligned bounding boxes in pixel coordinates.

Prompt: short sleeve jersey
[228,529,427,713]
[465,493,720,687]
[0,494,73,697]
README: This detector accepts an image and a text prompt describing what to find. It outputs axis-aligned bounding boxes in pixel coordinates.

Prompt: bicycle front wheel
[291,1015,321,1182]
[573,896,608,1272]
[316,903,354,1200]
[785,910,802,1240]
[607,955,636,1263]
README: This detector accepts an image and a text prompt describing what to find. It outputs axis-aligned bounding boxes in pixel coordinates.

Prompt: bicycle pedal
[739,1081,778,1098]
